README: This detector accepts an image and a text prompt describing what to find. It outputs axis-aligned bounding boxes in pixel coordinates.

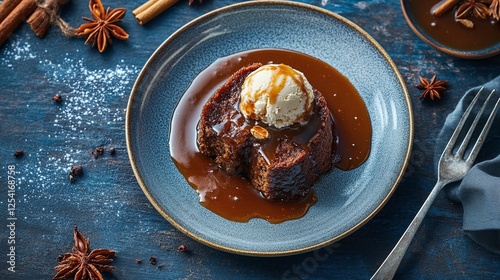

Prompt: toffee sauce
[409,0,500,51]
[170,48,371,223]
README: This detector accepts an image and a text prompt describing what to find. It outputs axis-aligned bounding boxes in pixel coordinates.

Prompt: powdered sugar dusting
[43,57,136,131]
[1,38,37,67]
[41,56,137,196]
[3,39,139,212]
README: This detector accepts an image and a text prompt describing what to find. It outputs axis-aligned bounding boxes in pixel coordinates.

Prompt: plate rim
[126,0,414,256]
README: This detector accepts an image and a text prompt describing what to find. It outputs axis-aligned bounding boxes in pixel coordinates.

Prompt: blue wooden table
[1,0,499,279]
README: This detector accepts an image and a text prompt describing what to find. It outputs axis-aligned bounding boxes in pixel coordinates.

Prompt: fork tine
[456,88,494,158]
[442,87,483,155]
[466,90,500,163]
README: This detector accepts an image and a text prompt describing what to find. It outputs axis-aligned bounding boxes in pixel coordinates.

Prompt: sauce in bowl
[404,0,500,53]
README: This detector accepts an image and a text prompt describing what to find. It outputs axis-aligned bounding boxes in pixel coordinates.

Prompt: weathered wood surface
[1,0,499,279]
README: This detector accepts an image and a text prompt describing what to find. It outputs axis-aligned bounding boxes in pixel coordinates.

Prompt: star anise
[491,0,500,20]
[415,75,448,100]
[75,0,129,53]
[53,226,115,280]
[456,0,492,20]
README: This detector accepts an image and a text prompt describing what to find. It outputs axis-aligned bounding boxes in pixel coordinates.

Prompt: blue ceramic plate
[126,1,413,256]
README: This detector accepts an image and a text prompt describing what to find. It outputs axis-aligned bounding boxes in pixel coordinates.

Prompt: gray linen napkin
[434,75,500,254]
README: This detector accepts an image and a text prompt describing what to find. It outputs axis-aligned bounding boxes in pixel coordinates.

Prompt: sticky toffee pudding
[170,48,371,223]
[197,63,334,202]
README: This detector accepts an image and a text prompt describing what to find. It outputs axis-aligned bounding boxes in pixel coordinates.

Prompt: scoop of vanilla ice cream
[239,64,315,128]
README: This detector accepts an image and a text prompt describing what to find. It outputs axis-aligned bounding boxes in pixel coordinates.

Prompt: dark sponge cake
[197,63,334,202]
[197,63,261,175]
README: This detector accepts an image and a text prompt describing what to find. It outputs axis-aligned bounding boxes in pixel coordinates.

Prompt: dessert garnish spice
[13,150,24,158]
[456,0,491,20]
[69,165,84,183]
[416,75,448,101]
[75,0,128,53]
[178,244,187,252]
[91,146,105,159]
[133,0,204,25]
[491,0,500,20]
[53,226,115,280]
[433,0,499,28]
[52,94,62,103]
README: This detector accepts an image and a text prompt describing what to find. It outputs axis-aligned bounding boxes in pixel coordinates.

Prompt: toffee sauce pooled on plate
[170,48,371,223]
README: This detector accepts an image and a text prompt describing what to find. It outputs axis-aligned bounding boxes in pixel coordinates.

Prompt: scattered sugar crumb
[2,37,139,211]
[1,39,35,67]
[355,2,369,10]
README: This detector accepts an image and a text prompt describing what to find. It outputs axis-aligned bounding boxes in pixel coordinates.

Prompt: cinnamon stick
[0,0,23,22]
[27,0,59,37]
[432,0,460,16]
[0,0,37,46]
[133,0,180,25]
[133,0,159,16]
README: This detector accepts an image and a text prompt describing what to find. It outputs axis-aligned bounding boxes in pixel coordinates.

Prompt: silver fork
[371,88,500,280]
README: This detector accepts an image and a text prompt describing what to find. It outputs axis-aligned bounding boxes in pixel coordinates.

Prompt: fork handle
[371,180,447,280]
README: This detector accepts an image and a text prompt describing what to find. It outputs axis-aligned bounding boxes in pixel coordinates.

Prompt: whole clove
[69,165,83,183]
[13,149,24,158]
[178,244,187,252]
[91,146,105,159]
[52,93,62,103]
